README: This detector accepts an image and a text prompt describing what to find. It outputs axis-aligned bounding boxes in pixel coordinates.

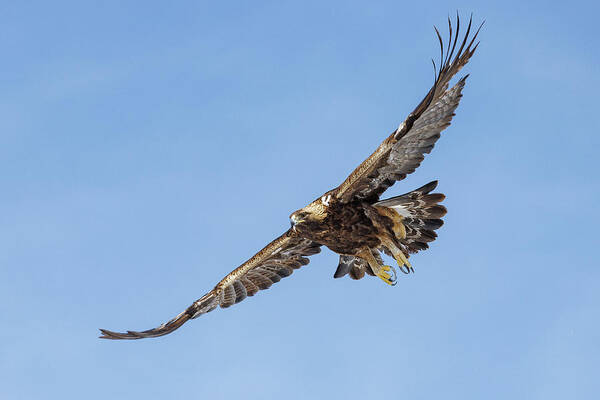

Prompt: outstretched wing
[335,15,482,203]
[99,230,320,339]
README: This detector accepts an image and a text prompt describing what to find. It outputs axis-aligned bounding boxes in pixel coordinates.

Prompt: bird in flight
[100,15,482,340]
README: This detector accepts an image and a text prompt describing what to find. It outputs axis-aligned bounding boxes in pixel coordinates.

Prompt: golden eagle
[100,16,481,340]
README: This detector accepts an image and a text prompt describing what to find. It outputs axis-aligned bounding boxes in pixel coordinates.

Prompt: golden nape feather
[100,14,482,340]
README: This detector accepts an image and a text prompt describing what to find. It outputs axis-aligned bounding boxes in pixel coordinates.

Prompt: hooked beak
[290,213,303,229]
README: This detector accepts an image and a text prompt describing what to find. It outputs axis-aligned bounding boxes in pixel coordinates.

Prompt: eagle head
[289,193,333,231]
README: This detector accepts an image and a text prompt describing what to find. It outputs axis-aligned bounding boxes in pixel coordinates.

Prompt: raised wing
[335,15,482,203]
[99,230,320,339]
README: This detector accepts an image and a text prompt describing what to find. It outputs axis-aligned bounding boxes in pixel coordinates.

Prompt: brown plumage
[100,15,482,340]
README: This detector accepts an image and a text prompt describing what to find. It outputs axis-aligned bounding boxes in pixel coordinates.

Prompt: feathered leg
[358,248,397,286]
[374,206,414,274]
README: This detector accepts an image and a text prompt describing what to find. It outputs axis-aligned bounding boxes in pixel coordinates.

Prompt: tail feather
[375,180,446,254]
[403,217,444,230]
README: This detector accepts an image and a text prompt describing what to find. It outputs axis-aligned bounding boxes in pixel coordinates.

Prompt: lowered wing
[99,230,320,339]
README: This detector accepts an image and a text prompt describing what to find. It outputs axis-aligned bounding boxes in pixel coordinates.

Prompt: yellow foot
[394,252,413,274]
[377,265,397,286]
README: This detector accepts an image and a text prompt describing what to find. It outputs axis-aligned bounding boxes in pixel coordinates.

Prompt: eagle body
[291,198,382,255]
[290,180,447,280]
[100,16,482,340]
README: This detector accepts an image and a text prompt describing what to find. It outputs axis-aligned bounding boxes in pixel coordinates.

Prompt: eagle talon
[377,265,397,286]
[394,252,413,274]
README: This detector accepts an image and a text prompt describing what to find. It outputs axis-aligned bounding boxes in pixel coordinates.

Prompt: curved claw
[399,264,413,274]
[394,252,414,274]
[377,265,397,286]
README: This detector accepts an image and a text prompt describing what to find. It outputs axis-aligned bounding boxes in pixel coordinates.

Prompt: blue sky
[1,1,599,399]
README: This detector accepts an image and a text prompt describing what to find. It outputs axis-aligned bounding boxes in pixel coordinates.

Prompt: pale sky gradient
[1,1,599,399]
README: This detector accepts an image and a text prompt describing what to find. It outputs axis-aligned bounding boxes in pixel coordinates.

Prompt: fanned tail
[375,180,446,254]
